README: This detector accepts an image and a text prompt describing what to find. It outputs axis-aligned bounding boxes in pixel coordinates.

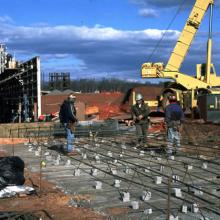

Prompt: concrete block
[95,181,102,189]
[187,165,193,170]
[144,208,152,214]
[84,144,89,149]
[91,168,98,176]
[111,168,117,175]
[54,159,60,166]
[74,169,80,176]
[144,167,151,173]
[125,166,132,174]
[82,153,87,159]
[169,155,175,160]
[121,144,127,149]
[65,159,71,166]
[76,148,81,153]
[155,176,162,184]
[200,217,210,220]
[141,191,151,201]
[169,215,179,220]
[131,201,139,210]
[114,179,121,188]
[95,155,100,163]
[194,187,203,196]
[160,165,164,172]
[35,151,40,156]
[173,188,182,197]
[181,205,187,213]
[172,175,180,183]
[107,151,113,157]
[202,163,208,169]
[44,151,50,156]
[139,150,145,156]
[150,151,155,156]
[191,203,199,213]
[46,155,53,161]
[122,192,130,202]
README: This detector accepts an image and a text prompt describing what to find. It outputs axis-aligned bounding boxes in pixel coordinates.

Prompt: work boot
[67,150,78,156]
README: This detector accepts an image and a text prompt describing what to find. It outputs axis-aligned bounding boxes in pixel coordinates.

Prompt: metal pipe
[206,3,213,84]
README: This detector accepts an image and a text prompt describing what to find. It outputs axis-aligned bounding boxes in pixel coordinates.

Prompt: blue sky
[0,0,220,81]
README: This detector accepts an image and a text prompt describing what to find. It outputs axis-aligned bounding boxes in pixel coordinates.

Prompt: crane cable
[146,0,189,62]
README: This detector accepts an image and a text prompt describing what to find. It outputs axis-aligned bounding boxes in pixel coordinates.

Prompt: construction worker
[59,93,78,155]
[131,93,149,147]
[165,95,184,156]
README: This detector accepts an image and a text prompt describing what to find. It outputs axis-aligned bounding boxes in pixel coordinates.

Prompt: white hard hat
[135,93,143,101]
[68,94,76,102]
[68,94,76,99]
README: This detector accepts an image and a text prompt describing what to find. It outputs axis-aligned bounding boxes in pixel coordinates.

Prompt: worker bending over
[165,95,184,156]
[131,93,149,147]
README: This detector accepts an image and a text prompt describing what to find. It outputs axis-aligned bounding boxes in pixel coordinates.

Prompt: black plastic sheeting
[0,212,39,220]
[0,156,25,190]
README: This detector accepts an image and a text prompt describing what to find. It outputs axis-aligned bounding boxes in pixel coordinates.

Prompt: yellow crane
[141,0,220,114]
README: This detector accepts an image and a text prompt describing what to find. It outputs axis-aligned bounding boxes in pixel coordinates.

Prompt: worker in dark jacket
[131,93,149,147]
[59,93,78,155]
[165,95,184,156]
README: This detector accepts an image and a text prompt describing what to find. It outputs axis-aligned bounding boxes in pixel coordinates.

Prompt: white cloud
[131,0,187,7]
[138,8,158,18]
[131,0,220,8]
[0,20,219,79]
[0,23,179,43]
[0,15,13,23]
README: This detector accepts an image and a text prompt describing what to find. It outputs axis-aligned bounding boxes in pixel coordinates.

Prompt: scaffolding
[49,72,70,91]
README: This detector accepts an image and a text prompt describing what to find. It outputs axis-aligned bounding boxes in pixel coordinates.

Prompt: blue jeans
[64,123,74,152]
[167,127,180,155]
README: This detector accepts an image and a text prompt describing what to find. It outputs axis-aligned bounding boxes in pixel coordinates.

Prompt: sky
[0,0,220,81]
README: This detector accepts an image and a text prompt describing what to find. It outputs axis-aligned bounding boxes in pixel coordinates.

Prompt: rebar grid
[8,124,220,219]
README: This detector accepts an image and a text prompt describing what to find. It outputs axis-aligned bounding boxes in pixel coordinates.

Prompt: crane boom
[141,0,220,91]
[141,0,220,111]
[166,0,213,72]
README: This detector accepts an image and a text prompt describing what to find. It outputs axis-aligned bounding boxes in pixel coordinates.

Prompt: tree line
[42,78,164,93]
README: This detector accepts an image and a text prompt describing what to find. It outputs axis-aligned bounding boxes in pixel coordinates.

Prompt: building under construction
[0,44,41,123]
[1,0,220,217]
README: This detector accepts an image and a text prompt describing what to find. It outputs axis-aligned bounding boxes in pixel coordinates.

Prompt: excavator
[141,0,220,116]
